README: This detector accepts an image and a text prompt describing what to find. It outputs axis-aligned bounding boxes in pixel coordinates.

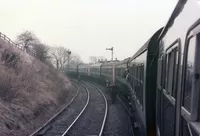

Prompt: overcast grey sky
[0,0,177,62]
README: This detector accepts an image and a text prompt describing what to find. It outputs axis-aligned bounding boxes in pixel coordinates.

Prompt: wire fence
[0,32,36,57]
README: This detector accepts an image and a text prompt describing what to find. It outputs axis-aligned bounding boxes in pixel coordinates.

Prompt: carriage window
[133,65,136,88]
[116,67,120,77]
[157,55,163,86]
[172,50,179,98]
[137,65,140,80]
[141,64,144,82]
[183,36,196,112]
[134,51,146,107]
[164,55,169,90]
[131,65,135,88]
[164,45,179,97]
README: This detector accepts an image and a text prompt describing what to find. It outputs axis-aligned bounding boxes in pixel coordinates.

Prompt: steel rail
[61,82,90,136]
[84,81,108,136]
[29,82,80,136]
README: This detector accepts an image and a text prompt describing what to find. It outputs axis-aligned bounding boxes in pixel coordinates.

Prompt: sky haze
[0,0,177,62]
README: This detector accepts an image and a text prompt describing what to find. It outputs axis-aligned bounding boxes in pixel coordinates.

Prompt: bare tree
[49,46,71,69]
[89,56,106,64]
[89,56,98,64]
[33,44,50,62]
[70,53,82,69]
[16,31,39,53]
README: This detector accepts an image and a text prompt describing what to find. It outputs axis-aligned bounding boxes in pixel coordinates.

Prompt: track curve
[62,81,108,136]
[29,82,88,136]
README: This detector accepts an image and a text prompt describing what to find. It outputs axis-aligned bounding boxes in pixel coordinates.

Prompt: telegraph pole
[67,50,71,70]
[106,47,113,61]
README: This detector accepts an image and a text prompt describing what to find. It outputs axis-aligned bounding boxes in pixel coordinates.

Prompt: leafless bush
[33,44,50,62]
[0,38,72,136]
[1,48,20,69]
[16,31,39,52]
[0,74,13,102]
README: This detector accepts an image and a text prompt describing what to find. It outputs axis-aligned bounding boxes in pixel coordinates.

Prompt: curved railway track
[85,82,108,136]
[29,81,108,136]
[29,82,88,136]
[64,81,108,136]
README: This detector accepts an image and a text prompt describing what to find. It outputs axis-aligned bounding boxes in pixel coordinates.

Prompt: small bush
[1,48,20,69]
[0,39,72,136]
[0,74,13,102]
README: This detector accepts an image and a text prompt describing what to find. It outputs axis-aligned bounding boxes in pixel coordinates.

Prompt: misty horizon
[0,0,177,63]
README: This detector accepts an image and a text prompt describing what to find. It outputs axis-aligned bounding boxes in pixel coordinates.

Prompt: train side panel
[78,64,90,76]
[127,28,163,136]
[90,63,102,77]
[101,62,118,85]
[114,59,130,99]
[157,0,200,136]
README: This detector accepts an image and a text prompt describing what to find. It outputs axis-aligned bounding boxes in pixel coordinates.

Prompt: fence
[0,32,36,57]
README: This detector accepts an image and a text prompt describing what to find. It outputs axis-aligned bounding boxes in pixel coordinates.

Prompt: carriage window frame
[141,64,144,82]
[115,65,120,78]
[157,54,164,88]
[163,39,180,104]
[166,45,180,95]
[181,22,200,122]
[130,50,147,110]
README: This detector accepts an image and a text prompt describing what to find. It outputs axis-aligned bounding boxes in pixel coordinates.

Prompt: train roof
[129,39,150,61]
[158,1,184,40]
[115,57,130,66]
[90,63,102,67]
[78,63,89,68]
[101,61,119,67]
[129,27,163,61]
[79,63,89,66]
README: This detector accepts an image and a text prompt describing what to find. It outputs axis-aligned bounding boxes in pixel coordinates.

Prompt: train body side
[156,0,200,136]
[101,61,119,85]
[127,28,163,136]
[90,63,102,77]
[78,64,90,76]
[114,59,130,100]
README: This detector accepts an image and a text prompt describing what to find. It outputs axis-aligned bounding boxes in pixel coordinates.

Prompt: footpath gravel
[25,84,78,136]
[66,82,106,136]
[94,83,133,136]
[37,84,88,136]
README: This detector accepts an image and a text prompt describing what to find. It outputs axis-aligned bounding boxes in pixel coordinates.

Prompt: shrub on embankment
[0,38,72,136]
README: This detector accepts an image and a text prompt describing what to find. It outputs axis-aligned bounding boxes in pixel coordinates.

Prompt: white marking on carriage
[112,65,115,84]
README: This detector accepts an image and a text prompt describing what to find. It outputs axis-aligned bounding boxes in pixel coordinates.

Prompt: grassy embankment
[0,38,72,136]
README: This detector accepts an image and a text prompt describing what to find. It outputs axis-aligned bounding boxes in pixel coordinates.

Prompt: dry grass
[0,39,72,136]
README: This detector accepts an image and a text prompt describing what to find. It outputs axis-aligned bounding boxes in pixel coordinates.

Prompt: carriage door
[158,40,180,136]
[156,53,163,136]
[181,23,200,136]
